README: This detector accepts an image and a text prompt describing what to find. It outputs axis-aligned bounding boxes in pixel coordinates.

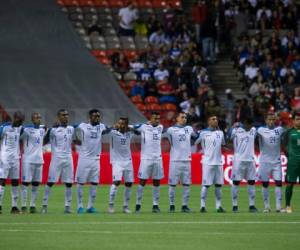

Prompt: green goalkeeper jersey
[286,128,300,161]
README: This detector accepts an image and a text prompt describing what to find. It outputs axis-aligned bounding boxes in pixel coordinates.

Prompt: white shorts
[138,159,164,180]
[258,162,282,182]
[112,161,134,183]
[47,157,74,183]
[0,160,20,180]
[168,161,191,185]
[202,164,224,186]
[22,162,43,183]
[76,157,100,184]
[231,161,256,181]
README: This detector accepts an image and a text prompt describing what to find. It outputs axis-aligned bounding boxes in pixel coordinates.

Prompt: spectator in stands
[291,87,300,111]
[144,78,158,97]
[235,98,252,123]
[275,92,290,112]
[137,63,153,81]
[149,28,170,48]
[130,81,145,98]
[146,14,161,37]
[224,89,235,126]
[87,19,102,36]
[179,93,195,113]
[118,1,138,37]
[201,13,217,64]
[154,62,169,81]
[191,0,207,44]
[163,3,176,38]
[110,52,129,73]
[186,105,201,126]
[233,7,249,40]
[134,18,148,36]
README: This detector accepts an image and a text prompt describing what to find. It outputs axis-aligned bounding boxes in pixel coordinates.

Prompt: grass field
[0,185,299,250]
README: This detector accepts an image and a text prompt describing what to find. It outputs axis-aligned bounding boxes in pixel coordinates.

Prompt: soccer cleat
[200,207,207,213]
[232,206,238,213]
[0,206,2,214]
[10,207,21,214]
[249,206,258,213]
[276,208,286,213]
[86,207,98,214]
[135,204,141,213]
[21,206,27,213]
[64,206,72,214]
[29,206,37,214]
[152,205,161,213]
[286,206,293,214]
[169,205,175,213]
[216,207,226,213]
[181,206,191,213]
[41,205,48,214]
[77,207,86,214]
[263,208,271,213]
[123,206,131,214]
[108,204,115,214]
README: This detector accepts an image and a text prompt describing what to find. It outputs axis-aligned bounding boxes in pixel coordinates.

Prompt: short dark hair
[207,113,217,120]
[57,109,68,116]
[31,112,40,119]
[151,111,160,116]
[176,112,186,118]
[265,111,275,119]
[89,109,100,116]
[292,112,300,119]
[13,111,25,120]
[119,117,129,122]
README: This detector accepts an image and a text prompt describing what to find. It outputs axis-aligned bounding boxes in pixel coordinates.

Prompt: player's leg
[285,161,299,213]
[76,158,88,213]
[10,162,21,214]
[215,165,225,213]
[247,162,257,212]
[201,164,214,212]
[21,162,33,213]
[0,162,9,214]
[152,160,164,213]
[168,161,179,212]
[231,160,241,212]
[181,162,191,213]
[123,166,134,213]
[135,160,150,212]
[109,163,122,213]
[29,164,43,213]
[271,163,283,212]
[258,163,271,212]
[61,160,74,214]
[86,160,100,213]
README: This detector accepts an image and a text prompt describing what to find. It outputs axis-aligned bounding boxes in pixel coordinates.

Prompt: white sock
[42,185,51,206]
[21,185,28,207]
[65,186,72,207]
[87,185,97,209]
[201,186,208,208]
[136,184,144,205]
[123,186,132,207]
[30,186,38,207]
[169,186,176,206]
[153,186,160,206]
[231,184,238,206]
[182,185,190,206]
[0,186,5,206]
[275,186,282,210]
[215,186,222,209]
[248,185,255,207]
[77,184,84,209]
[262,187,270,209]
[109,184,118,205]
[11,186,19,207]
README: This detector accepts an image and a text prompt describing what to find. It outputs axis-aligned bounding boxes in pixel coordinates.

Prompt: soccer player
[229,118,258,213]
[108,117,135,214]
[20,112,46,213]
[75,109,110,214]
[133,112,164,213]
[195,114,226,213]
[257,112,285,213]
[166,112,198,213]
[41,109,77,214]
[0,111,24,214]
[283,112,300,213]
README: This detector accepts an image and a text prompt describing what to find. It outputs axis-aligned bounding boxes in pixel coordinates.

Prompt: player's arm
[281,129,291,157]
[191,129,200,145]
[102,125,114,135]
[0,123,9,139]
[129,123,143,135]
[72,124,82,145]
[43,128,51,145]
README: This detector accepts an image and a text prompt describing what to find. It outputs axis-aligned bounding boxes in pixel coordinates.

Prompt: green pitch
[0,185,299,250]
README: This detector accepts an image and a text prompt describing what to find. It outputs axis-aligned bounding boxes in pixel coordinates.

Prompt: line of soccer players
[0,109,299,214]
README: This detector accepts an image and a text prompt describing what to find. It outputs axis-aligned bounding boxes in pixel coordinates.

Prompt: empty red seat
[145,96,159,104]
[146,103,161,111]
[93,0,109,7]
[162,103,177,111]
[131,95,143,104]
[135,103,146,112]
[109,0,124,7]
[123,50,138,60]
[136,0,152,8]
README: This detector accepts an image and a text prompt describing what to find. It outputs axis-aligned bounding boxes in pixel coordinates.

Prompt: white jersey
[257,126,284,163]
[134,124,163,160]
[49,126,75,159]
[0,124,22,162]
[231,126,256,162]
[166,125,197,161]
[196,128,225,165]
[109,129,134,163]
[21,126,46,164]
[76,123,107,159]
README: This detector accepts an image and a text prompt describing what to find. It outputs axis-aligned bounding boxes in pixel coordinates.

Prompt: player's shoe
[216,207,226,213]
[108,204,115,214]
[0,206,2,214]
[64,206,72,214]
[135,204,141,214]
[181,206,191,213]
[77,207,86,214]
[263,208,271,213]
[21,206,27,213]
[86,207,98,214]
[123,206,131,214]
[276,208,286,213]
[169,205,175,213]
[29,206,37,214]
[152,205,161,213]
[232,206,238,213]
[286,206,293,213]
[200,207,207,213]
[41,205,48,214]
[10,207,21,214]
[249,206,258,213]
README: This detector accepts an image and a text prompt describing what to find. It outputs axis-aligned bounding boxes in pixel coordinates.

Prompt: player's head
[243,117,253,129]
[207,114,218,129]
[89,109,101,126]
[13,111,25,127]
[118,117,129,133]
[31,112,41,127]
[149,112,160,126]
[265,112,276,128]
[292,112,300,129]
[176,112,187,126]
[57,109,69,126]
